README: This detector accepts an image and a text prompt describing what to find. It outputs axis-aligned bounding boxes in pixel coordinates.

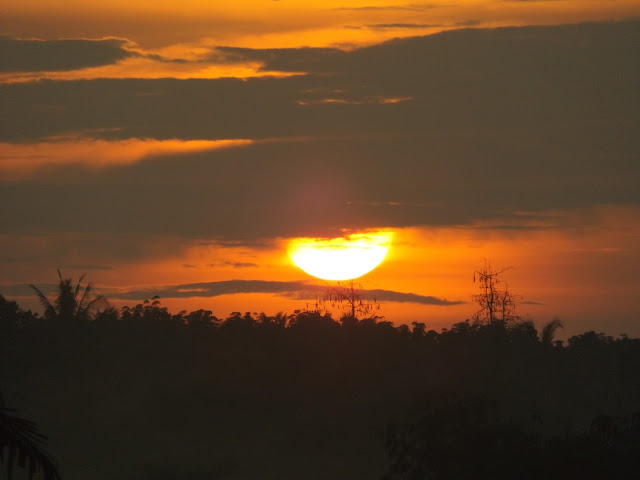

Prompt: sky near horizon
[1,1,639,337]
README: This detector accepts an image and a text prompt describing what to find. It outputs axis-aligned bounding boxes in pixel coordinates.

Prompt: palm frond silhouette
[0,395,61,480]
[29,269,108,322]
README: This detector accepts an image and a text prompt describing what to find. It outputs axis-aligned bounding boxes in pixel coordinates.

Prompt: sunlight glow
[288,231,393,281]
[0,138,253,180]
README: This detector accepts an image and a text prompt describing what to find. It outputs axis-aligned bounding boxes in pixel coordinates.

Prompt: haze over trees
[1,271,639,479]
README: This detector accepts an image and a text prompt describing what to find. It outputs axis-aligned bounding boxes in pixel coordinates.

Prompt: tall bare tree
[472,261,519,325]
[322,280,380,320]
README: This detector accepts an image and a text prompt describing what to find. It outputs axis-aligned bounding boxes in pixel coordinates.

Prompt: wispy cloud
[331,4,434,12]
[220,261,259,268]
[59,264,114,271]
[296,96,412,106]
[211,46,345,73]
[103,280,464,306]
[366,23,440,30]
[0,37,297,83]
[0,138,253,180]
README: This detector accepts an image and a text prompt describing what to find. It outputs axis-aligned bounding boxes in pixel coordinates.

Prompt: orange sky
[1,1,639,338]
[5,205,639,338]
[3,1,639,82]
[5,1,639,47]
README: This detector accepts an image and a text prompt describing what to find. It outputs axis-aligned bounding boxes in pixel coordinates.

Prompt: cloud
[110,280,463,306]
[366,23,440,30]
[2,279,463,308]
[364,289,464,306]
[0,284,58,297]
[2,21,637,142]
[331,4,433,11]
[0,138,253,180]
[212,46,345,73]
[219,261,259,269]
[454,20,482,27]
[0,21,638,243]
[59,264,114,271]
[1,132,638,241]
[0,232,207,268]
[0,37,133,72]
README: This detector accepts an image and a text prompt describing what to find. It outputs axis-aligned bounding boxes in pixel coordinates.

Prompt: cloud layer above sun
[2,21,638,242]
[1,21,638,244]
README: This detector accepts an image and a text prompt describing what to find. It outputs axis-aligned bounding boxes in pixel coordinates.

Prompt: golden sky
[1,1,639,337]
[5,1,639,47]
[3,1,639,81]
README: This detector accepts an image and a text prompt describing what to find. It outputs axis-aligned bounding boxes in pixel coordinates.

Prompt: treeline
[2,289,634,347]
[2,285,640,479]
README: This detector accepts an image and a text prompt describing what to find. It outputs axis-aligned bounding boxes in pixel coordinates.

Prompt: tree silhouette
[184,309,220,328]
[382,393,640,480]
[322,280,380,320]
[29,270,108,323]
[3,269,640,480]
[472,261,518,325]
[0,394,61,480]
[256,311,289,330]
[541,318,563,345]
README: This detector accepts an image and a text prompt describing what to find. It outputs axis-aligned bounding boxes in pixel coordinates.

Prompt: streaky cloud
[366,289,464,306]
[0,138,253,180]
[0,36,133,72]
[59,264,114,271]
[331,4,432,11]
[212,46,345,73]
[366,23,441,30]
[221,261,259,269]
[107,280,463,306]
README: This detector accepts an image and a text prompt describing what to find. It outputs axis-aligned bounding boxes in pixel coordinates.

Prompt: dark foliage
[0,394,61,480]
[383,394,640,480]
[1,292,639,480]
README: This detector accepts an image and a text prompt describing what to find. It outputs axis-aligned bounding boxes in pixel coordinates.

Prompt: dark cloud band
[3,280,463,307]
[1,21,638,243]
[0,37,133,72]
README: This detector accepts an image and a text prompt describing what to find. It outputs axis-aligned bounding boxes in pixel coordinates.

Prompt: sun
[288,231,393,281]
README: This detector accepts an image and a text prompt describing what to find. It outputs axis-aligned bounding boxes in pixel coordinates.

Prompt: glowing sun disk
[288,231,393,281]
